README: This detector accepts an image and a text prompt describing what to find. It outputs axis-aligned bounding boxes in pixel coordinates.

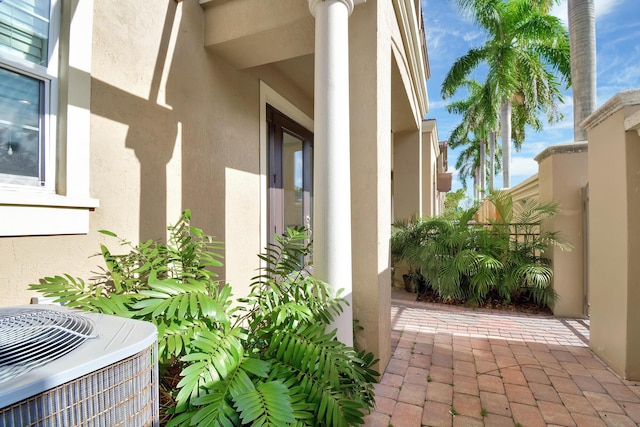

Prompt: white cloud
[594,0,623,18]
[509,156,539,177]
[550,2,568,24]
[608,64,640,86]
[518,141,548,156]
[551,0,623,25]
[427,99,449,110]
[547,117,574,131]
[462,30,484,43]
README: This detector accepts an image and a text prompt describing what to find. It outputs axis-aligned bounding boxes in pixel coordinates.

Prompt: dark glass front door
[267,105,313,246]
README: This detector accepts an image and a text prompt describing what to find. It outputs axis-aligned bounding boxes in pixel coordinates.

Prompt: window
[0,0,98,236]
[0,0,54,188]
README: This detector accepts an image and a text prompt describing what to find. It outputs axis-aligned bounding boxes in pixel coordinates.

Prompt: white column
[308,0,354,346]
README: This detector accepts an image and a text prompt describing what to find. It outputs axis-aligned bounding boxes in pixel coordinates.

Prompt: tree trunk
[474,167,479,202]
[489,131,496,191]
[479,138,486,199]
[568,0,596,141]
[500,100,512,188]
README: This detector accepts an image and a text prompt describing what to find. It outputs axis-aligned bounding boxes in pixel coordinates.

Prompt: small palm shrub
[30,211,378,426]
[391,191,570,308]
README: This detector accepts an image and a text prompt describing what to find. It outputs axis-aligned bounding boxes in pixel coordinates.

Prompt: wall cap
[582,89,640,131]
[535,141,588,163]
[421,118,436,132]
[624,109,640,136]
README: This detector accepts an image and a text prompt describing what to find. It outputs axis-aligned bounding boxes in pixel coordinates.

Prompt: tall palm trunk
[489,131,496,191]
[474,167,480,201]
[568,0,596,141]
[500,100,512,188]
[479,138,486,199]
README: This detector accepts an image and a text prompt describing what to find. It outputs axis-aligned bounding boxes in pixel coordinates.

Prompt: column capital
[308,0,356,17]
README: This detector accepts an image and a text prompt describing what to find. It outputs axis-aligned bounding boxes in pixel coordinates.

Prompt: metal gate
[582,183,590,317]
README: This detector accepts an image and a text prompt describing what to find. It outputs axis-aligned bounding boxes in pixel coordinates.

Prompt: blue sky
[421,0,640,193]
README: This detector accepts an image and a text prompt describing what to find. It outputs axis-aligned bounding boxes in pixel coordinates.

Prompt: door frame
[266,104,314,246]
[259,82,313,252]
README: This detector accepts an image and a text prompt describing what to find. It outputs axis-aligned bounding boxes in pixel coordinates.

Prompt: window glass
[0,0,50,187]
[0,66,44,186]
[283,132,304,229]
[0,0,51,65]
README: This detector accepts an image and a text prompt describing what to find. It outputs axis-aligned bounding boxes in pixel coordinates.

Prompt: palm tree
[442,0,571,188]
[452,135,501,201]
[568,0,596,141]
[447,79,501,197]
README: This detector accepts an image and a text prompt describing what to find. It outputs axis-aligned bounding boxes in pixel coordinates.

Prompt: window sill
[0,191,99,236]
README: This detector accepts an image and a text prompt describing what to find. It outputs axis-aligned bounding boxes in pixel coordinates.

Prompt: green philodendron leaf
[97,229,118,237]
[138,290,171,299]
[234,381,295,426]
[31,213,379,426]
[240,357,270,378]
[189,386,238,427]
[178,294,190,319]
[149,279,187,296]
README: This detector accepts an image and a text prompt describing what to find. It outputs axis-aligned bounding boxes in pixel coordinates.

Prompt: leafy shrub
[391,191,570,308]
[30,211,378,426]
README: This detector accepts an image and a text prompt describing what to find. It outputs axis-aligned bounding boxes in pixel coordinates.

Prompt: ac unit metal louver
[0,305,158,427]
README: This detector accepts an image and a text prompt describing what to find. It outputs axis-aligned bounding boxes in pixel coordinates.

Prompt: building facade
[0,0,434,370]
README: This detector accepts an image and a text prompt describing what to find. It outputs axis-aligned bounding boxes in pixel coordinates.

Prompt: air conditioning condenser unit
[0,305,158,426]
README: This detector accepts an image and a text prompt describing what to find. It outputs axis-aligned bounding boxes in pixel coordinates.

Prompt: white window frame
[0,0,59,190]
[0,0,98,237]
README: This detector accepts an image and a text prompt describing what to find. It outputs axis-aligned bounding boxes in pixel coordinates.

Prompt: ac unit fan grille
[0,308,96,384]
[0,345,158,427]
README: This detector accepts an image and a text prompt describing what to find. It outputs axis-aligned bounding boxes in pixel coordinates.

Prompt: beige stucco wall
[422,120,439,217]
[350,0,429,372]
[585,90,640,380]
[626,124,640,380]
[350,0,394,372]
[509,174,539,204]
[536,145,588,318]
[0,0,431,375]
[393,130,422,221]
[0,0,275,306]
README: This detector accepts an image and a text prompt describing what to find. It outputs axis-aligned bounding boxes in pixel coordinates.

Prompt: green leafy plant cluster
[391,191,570,308]
[30,211,378,426]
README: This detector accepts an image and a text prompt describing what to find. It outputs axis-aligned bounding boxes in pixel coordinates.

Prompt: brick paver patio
[364,290,640,427]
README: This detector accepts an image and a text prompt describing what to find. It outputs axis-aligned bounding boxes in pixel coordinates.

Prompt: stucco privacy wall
[584,89,640,380]
[535,143,588,318]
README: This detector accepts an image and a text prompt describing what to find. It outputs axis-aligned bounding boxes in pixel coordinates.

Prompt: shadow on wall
[90,0,261,248]
[90,1,180,242]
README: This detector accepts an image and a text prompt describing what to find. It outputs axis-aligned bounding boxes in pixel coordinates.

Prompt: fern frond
[234,381,296,426]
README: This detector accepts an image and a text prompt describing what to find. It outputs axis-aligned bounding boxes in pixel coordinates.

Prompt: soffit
[391,55,419,132]
[201,0,314,70]
[249,54,315,102]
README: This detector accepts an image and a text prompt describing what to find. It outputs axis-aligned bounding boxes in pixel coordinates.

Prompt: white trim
[624,109,640,136]
[0,0,59,192]
[582,89,640,131]
[259,81,313,253]
[0,191,98,208]
[0,0,98,236]
[393,0,428,117]
[308,0,356,16]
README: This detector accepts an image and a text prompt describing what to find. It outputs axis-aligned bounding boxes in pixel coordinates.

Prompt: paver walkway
[364,290,640,427]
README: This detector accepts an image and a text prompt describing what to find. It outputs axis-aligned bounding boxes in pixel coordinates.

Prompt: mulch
[414,288,553,315]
